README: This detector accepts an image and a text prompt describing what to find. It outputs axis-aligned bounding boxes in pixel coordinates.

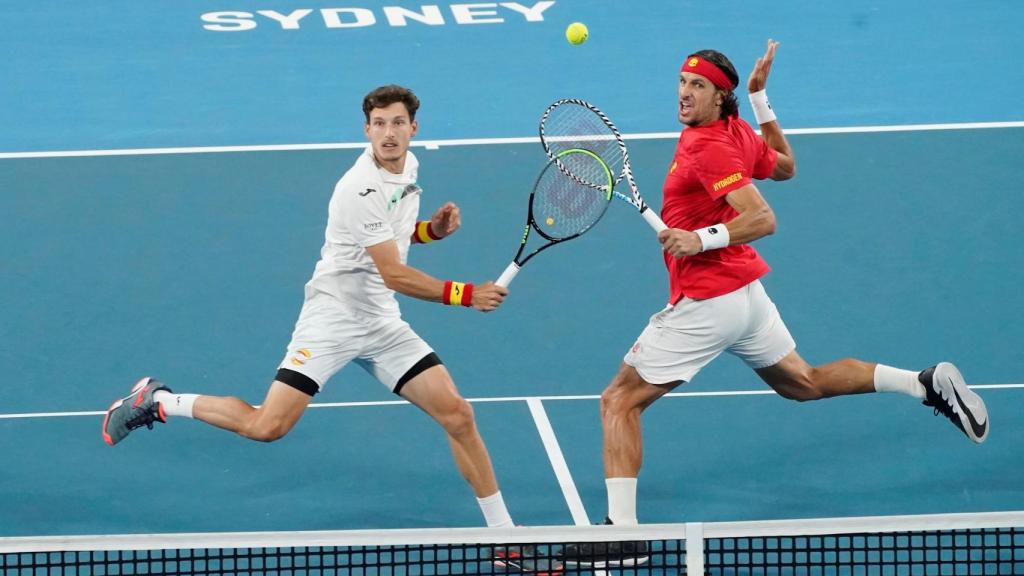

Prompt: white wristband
[695,224,730,252]
[748,90,776,125]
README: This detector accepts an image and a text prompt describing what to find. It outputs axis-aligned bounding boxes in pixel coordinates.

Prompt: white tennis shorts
[623,280,795,384]
[278,292,434,393]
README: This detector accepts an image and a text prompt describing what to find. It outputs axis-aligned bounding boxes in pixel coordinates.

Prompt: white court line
[526,398,590,526]
[1,121,1022,159]
[2,383,1020,419]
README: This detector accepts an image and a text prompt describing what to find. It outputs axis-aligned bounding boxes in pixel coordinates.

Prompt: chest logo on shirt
[712,172,743,192]
[387,184,422,211]
[359,188,377,197]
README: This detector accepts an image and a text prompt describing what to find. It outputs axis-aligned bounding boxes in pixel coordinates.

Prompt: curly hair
[362,85,420,122]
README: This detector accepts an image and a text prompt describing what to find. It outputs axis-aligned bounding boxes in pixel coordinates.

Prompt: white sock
[477,491,514,528]
[606,477,638,525]
[153,391,198,418]
[873,364,925,399]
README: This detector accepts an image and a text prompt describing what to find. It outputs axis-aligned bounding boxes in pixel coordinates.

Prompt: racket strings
[541,103,625,187]
[532,153,611,240]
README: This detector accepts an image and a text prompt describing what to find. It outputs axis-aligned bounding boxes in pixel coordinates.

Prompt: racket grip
[496,262,520,288]
[641,206,668,233]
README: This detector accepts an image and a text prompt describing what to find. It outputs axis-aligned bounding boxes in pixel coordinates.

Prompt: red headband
[680,56,734,90]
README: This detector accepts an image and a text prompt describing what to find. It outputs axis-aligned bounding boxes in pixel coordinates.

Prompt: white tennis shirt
[303,145,422,318]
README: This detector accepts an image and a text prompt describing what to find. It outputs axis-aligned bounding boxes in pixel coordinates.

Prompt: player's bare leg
[400,364,498,496]
[757,350,988,442]
[754,350,875,400]
[600,363,681,479]
[103,378,311,445]
[192,381,312,442]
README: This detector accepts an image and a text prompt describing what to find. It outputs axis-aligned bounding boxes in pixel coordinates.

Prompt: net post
[685,522,704,575]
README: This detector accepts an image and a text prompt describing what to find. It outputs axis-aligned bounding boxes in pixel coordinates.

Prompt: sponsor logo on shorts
[631,341,641,354]
[290,348,312,366]
[364,221,384,232]
[712,172,743,192]
[669,160,678,174]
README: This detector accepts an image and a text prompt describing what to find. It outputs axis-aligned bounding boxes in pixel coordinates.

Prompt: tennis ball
[546,217,555,225]
[565,22,588,45]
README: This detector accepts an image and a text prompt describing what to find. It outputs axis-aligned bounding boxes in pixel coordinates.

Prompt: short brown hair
[362,85,420,122]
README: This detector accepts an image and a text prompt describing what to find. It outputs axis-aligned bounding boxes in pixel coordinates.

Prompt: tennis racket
[539,98,667,233]
[496,148,613,287]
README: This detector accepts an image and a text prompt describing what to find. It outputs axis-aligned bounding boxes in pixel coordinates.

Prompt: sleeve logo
[364,221,384,232]
[712,172,743,192]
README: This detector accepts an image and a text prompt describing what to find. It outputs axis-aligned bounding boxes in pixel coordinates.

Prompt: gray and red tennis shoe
[919,362,988,443]
[102,376,170,446]
[493,544,563,575]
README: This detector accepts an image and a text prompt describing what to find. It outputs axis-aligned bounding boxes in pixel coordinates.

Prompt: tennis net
[1,511,1020,575]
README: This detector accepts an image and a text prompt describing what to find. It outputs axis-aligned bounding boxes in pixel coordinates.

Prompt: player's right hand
[658,228,703,258]
[472,281,508,312]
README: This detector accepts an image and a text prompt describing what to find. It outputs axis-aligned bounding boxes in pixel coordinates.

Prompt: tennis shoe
[102,377,171,446]
[919,362,988,443]
[492,544,563,575]
[558,517,649,567]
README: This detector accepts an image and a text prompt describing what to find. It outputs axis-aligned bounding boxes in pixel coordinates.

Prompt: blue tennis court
[1,0,1022,543]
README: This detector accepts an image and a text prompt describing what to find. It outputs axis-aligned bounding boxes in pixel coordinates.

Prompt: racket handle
[496,262,520,288]
[641,206,668,233]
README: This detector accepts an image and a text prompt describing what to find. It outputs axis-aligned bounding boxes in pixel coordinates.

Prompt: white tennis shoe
[919,362,988,443]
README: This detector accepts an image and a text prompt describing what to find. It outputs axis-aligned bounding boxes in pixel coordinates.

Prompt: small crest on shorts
[291,348,312,366]
[631,341,641,354]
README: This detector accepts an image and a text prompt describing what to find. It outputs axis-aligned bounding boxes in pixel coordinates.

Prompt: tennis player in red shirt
[559,40,989,568]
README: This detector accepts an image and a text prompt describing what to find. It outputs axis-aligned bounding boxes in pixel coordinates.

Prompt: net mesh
[0,541,683,575]
[697,526,1023,575]
[3,513,1022,576]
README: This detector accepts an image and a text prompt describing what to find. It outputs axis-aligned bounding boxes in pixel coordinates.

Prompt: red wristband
[413,221,442,244]
[442,280,473,307]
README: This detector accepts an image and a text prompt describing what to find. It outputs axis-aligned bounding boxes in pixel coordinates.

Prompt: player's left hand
[429,202,461,239]
[747,38,779,94]
[658,228,703,258]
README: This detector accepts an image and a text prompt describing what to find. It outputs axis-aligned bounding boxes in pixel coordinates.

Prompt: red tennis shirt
[661,116,777,302]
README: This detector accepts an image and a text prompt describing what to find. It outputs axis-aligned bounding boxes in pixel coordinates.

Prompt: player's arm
[747,39,795,181]
[365,240,507,311]
[721,185,776,243]
[658,184,775,258]
[410,202,461,245]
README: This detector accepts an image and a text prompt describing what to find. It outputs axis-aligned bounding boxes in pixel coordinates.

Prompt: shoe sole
[932,362,989,443]
[101,377,159,446]
[493,559,563,575]
[561,556,649,568]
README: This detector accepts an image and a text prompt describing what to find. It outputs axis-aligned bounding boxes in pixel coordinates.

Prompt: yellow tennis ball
[546,217,555,225]
[565,22,588,45]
